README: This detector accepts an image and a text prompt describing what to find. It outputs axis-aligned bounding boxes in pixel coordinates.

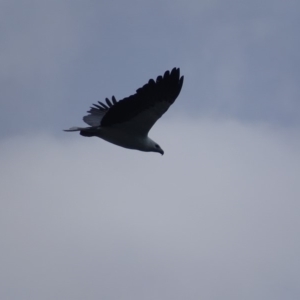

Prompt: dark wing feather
[105,98,113,107]
[112,96,117,104]
[83,98,114,126]
[100,68,184,131]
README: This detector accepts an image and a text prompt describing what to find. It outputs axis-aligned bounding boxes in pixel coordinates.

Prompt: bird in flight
[64,68,184,155]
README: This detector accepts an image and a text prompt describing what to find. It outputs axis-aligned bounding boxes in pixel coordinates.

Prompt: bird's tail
[63,126,86,132]
[64,127,81,132]
[63,126,99,137]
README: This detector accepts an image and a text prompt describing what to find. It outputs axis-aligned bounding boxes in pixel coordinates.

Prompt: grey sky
[1,0,299,135]
[1,0,300,299]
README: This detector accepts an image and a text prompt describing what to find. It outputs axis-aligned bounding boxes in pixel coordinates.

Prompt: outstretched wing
[84,68,184,135]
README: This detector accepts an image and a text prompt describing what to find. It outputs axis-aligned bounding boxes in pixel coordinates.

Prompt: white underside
[93,127,153,151]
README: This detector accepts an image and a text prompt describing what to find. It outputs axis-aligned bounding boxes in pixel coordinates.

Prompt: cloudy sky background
[1,0,300,299]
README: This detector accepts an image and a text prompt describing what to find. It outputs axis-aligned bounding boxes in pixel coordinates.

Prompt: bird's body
[64,68,184,155]
[79,126,157,152]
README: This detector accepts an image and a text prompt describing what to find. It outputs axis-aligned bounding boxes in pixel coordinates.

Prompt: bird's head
[153,142,164,155]
[146,138,164,155]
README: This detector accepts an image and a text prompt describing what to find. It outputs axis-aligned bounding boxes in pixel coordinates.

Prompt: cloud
[1,118,299,300]
[1,1,299,298]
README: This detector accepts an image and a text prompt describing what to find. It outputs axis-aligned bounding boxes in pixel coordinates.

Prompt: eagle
[64,68,184,155]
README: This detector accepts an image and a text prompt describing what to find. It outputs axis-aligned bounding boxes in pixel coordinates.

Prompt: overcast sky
[1,0,300,299]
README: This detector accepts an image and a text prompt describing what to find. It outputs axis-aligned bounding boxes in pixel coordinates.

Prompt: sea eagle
[64,68,184,155]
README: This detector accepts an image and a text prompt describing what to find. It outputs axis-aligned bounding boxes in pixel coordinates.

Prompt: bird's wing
[99,68,184,135]
[83,96,118,126]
